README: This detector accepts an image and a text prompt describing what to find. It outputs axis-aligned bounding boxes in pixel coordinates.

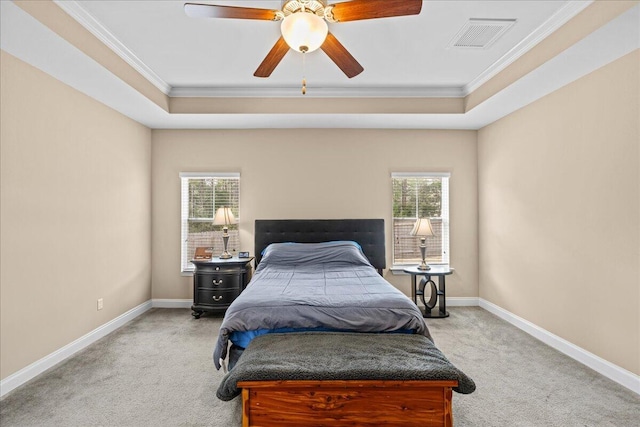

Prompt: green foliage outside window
[188,178,239,233]
[392,178,442,219]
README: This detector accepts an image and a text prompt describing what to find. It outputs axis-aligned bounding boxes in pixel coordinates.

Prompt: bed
[213,219,430,370]
[213,219,475,426]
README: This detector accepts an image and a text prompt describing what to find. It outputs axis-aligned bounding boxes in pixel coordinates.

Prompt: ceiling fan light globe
[281,11,328,53]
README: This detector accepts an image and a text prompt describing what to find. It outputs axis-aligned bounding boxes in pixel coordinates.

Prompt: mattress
[213,241,431,369]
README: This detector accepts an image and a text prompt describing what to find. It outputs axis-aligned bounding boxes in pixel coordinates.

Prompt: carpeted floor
[1,307,638,426]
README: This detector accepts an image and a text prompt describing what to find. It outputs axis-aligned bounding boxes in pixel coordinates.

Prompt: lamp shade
[281,11,328,53]
[410,218,434,237]
[212,207,236,226]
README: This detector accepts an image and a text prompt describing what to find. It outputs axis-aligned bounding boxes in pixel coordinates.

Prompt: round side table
[403,265,454,318]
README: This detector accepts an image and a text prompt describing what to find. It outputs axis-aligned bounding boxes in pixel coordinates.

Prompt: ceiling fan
[184,0,423,80]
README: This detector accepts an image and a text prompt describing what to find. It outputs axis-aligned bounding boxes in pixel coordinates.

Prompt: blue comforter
[213,241,431,369]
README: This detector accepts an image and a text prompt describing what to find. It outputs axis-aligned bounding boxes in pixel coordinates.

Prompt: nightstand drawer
[197,289,240,306]
[195,273,241,290]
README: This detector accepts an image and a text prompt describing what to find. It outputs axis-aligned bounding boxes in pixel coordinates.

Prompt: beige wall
[151,129,478,300]
[478,50,639,374]
[1,39,636,390]
[0,51,152,380]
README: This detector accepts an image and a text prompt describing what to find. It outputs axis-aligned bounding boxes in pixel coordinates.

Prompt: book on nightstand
[194,247,214,260]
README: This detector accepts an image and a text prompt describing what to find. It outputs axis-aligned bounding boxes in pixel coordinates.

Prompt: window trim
[390,172,450,269]
[180,172,240,273]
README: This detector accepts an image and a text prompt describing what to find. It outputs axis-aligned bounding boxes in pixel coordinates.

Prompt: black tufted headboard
[254,219,386,271]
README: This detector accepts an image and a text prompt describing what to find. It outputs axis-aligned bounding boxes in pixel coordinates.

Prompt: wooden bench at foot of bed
[217,332,475,426]
[238,379,457,427]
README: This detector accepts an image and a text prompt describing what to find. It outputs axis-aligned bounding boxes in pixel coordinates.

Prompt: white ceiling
[1,1,639,129]
[57,0,586,96]
[68,0,572,94]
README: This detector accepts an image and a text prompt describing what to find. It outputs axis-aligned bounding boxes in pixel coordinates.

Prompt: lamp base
[417,263,431,271]
[418,239,430,270]
[220,231,232,259]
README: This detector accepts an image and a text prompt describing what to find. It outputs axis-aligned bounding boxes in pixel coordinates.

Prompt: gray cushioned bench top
[216,332,476,401]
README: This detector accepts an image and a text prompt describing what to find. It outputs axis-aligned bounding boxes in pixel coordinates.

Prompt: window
[391,173,450,266]
[180,173,240,272]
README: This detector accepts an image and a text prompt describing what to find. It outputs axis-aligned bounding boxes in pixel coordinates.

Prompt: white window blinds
[180,173,240,272]
[391,173,450,265]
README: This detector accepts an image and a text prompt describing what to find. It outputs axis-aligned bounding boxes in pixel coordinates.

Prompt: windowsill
[181,270,194,277]
[389,264,448,275]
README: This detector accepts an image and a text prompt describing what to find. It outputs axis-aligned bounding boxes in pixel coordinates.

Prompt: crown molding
[169,85,466,98]
[462,0,593,95]
[53,0,172,95]
[5,0,636,129]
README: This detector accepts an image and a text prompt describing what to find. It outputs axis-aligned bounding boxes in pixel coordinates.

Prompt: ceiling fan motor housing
[281,0,337,22]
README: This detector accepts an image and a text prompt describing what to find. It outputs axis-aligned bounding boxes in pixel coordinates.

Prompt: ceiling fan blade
[254,37,290,78]
[320,32,363,78]
[184,3,279,21]
[329,0,422,22]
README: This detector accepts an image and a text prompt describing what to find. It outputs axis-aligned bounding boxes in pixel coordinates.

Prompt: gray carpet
[1,307,638,426]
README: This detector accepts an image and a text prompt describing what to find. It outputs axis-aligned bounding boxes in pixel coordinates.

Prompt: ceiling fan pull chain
[301,50,307,95]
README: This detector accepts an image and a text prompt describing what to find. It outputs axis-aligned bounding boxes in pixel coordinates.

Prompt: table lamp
[213,207,236,259]
[410,218,434,270]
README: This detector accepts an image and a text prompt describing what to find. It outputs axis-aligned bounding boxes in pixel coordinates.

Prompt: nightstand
[403,266,454,318]
[190,257,254,318]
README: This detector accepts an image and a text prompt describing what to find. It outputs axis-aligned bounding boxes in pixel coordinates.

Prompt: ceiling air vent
[449,18,516,49]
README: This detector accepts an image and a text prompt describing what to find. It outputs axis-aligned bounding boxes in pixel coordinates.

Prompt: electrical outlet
[97,298,103,310]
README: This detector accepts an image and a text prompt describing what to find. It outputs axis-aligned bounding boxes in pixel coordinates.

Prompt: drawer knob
[215,267,220,271]
[213,279,223,285]
[212,295,223,301]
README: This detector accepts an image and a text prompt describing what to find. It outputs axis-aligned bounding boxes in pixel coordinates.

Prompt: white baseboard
[151,299,191,308]
[0,300,152,398]
[154,298,480,309]
[415,297,479,310]
[446,297,479,306]
[479,298,640,395]
[4,297,637,398]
